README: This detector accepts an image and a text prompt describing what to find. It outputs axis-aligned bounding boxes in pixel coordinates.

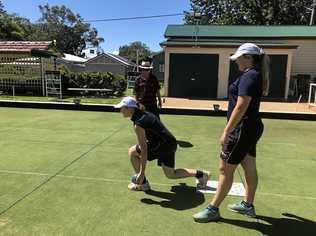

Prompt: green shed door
[228,54,288,99]
[269,55,287,99]
[169,53,219,99]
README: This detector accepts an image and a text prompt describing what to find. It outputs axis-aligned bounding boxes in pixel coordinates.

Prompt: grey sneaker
[193,205,220,223]
[228,201,256,218]
[197,171,210,189]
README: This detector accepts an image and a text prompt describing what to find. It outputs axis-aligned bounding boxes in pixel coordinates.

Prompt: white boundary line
[0,170,170,187]
[258,192,316,201]
[1,169,316,200]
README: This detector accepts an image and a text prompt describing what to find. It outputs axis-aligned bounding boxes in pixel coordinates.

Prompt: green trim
[160,40,298,48]
[165,25,316,38]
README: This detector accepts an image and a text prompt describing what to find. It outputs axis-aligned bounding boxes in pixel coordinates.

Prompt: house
[60,53,136,77]
[160,25,316,100]
[81,46,104,59]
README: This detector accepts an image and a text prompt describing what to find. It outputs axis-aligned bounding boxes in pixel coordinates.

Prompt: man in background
[134,59,162,118]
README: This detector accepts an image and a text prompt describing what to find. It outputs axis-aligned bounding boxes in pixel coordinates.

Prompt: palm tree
[87,27,104,48]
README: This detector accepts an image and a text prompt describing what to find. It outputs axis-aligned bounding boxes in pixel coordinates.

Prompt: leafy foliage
[0,13,24,40]
[59,65,127,97]
[0,0,5,14]
[184,0,314,25]
[0,2,104,55]
[119,41,152,62]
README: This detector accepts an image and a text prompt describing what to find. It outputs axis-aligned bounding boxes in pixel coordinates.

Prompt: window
[90,49,95,54]
[159,63,165,73]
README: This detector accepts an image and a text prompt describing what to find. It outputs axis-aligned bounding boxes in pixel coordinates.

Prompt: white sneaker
[197,171,210,189]
[128,181,151,191]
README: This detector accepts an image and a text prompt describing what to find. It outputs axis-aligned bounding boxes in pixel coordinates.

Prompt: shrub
[59,66,127,97]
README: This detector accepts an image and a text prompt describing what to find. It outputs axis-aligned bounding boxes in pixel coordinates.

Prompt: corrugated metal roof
[86,53,136,67]
[62,53,87,63]
[165,25,316,38]
[107,53,136,66]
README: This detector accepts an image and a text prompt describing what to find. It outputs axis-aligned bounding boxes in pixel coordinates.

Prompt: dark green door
[228,54,288,99]
[169,53,219,98]
[269,55,287,99]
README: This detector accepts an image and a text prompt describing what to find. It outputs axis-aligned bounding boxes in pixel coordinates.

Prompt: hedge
[60,65,127,97]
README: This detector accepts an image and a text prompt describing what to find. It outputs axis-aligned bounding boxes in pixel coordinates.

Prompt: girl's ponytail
[260,54,271,96]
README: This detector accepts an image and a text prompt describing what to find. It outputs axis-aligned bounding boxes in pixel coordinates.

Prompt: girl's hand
[158,102,162,109]
[219,130,229,147]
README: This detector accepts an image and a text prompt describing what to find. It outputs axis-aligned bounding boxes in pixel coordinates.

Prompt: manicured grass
[0,95,124,105]
[0,108,315,235]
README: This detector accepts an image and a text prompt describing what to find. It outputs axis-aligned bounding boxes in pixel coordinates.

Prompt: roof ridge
[167,24,316,27]
[165,25,316,38]
[104,52,135,66]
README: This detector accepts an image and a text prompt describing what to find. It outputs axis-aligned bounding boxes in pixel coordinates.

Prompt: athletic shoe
[197,171,210,189]
[128,180,151,192]
[193,205,220,223]
[228,201,256,218]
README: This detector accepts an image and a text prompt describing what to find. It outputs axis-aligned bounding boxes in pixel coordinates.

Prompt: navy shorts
[136,141,177,168]
[220,120,264,165]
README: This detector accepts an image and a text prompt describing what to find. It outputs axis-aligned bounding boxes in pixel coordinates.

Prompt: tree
[0,14,25,40]
[0,3,104,54]
[0,0,5,14]
[10,14,38,39]
[184,0,313,25]
[0,1,25,40]
[35,4,91,55]
[28,4,103,55]
[85,27,104,48]
[119,41,151,62]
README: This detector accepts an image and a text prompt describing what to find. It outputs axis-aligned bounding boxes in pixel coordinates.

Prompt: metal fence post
[12,85,15,100]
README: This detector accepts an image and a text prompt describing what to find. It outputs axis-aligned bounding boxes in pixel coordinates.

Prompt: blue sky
[4,0,191,53]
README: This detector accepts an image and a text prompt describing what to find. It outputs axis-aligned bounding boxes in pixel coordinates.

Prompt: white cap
[139,61,153,69]
[114,96,138,109]
[230,43,264,61]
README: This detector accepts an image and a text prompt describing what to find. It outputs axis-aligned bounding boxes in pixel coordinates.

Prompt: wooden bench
[68,88,112,92]
[68,88,113,97]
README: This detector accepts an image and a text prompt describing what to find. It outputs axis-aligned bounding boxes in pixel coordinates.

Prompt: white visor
[114,96,138,109]
[230,43,264,61]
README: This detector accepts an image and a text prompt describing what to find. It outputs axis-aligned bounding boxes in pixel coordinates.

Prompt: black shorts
[136,142,177,168]
[220,120,264,165]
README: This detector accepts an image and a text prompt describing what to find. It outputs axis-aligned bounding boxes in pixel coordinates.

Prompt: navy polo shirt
[131,109,176,147]
[227,68,262,122]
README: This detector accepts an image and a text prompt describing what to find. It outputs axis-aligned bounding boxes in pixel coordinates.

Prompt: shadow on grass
[221,213,316,236]
[141,183,204,211]
[176,140,194,148]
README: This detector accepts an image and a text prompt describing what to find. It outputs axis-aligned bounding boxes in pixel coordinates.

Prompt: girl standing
[193,43,270,222]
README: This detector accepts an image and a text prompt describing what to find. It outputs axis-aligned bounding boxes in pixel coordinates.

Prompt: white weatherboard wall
[287,39,316,78]
[164,47,296,99]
